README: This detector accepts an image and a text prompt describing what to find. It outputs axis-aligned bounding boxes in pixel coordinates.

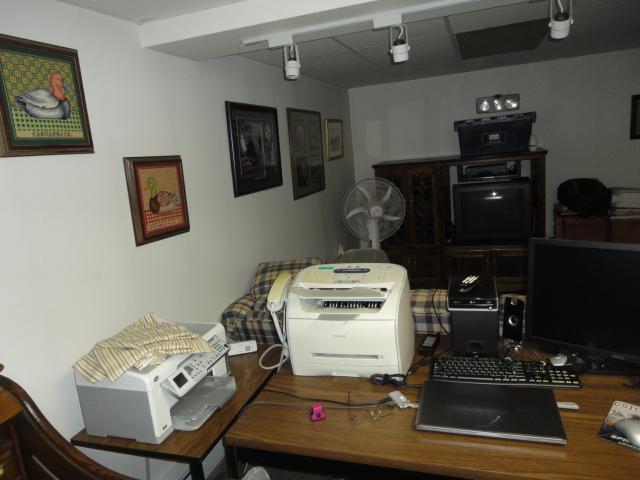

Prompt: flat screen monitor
[453,179,531,243]
[526,238,640,373]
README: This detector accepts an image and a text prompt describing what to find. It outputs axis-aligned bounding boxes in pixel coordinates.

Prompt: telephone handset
[267,273,293,313]
[261,272,293,370]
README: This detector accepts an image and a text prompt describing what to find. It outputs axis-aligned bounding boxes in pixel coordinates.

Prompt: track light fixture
[476,94,520,114]
[283,43,301,80]
[549,0,573,40]
[389,24,410,63]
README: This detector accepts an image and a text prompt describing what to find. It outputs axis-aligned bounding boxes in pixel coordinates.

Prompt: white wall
[349,48,640,234]
[0,0,355,477]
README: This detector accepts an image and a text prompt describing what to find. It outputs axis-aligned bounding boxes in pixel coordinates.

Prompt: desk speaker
[502,297,525,342]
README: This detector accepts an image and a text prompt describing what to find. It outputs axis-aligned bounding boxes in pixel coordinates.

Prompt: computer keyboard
[431,357,582,388]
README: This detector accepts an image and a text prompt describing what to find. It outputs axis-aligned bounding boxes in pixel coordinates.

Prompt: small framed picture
[123,155,190,246]
[631,94,640,140]
[225,101,283,197]
[325,118,344,160]
[0,33,93,156]
[287,108,325,199]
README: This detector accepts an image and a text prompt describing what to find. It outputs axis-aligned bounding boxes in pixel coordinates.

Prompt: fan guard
[341,178,405,249]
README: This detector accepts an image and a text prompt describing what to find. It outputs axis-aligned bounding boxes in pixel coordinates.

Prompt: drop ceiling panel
[301,51,382,82]
[335,28,390,50]
[297,38,350,58]
[448,1,548,33]
[240,48,283,67]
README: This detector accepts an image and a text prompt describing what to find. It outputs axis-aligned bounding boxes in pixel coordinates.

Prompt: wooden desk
[72,348,273,480]
[224,346,640,480]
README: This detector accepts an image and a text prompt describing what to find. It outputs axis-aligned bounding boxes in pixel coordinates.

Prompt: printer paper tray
[170,376,236,431]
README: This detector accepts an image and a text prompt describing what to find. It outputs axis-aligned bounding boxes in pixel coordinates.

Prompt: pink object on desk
[309,404,326,421]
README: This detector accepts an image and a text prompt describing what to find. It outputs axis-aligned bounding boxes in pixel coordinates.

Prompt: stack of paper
[610,188,640,217]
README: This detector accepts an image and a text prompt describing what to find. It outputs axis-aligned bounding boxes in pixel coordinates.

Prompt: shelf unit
[373,149,547,292]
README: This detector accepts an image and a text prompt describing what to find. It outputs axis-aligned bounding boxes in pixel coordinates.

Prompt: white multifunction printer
[74,322,235,444]
[286,263,415,377]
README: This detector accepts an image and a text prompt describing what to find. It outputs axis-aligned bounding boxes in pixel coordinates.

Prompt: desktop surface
[224,339,640,480]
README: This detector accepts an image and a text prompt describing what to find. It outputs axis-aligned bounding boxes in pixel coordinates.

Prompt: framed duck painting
[123,155,190,246]
[0,33,93,156]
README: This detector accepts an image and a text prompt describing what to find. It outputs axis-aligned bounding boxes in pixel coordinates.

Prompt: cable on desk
[262,388,390,408]
[370,373,407,386]
[433,288,449,336]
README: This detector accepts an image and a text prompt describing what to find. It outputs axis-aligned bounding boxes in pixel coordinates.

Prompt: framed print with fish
[0,33,93,157]
[225,101,282,197]
[287,108,325,199]
[124,156,190,246]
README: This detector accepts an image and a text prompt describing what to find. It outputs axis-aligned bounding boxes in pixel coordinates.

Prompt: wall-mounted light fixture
[476,94,520,114]
[389,24,410,63]
[549,0,573,39]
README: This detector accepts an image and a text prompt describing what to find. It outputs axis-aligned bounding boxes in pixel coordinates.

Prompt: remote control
[458,275,480,293]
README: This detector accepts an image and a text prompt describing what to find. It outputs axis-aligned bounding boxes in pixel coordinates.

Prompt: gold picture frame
[325,118,344,160]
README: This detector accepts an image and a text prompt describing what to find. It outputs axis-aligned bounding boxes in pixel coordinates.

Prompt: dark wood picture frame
[123,155,190,246]
[287,108,325,199]
[225,101,282,197]
[631,94,640,140]
[0,33,93,156]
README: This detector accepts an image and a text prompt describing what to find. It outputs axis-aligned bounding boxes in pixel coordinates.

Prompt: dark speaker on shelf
[502,297,525,342]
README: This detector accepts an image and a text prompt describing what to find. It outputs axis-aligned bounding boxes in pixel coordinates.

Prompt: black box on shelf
[454,112,536,157]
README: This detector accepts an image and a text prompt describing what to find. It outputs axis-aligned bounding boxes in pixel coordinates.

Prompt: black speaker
[447,276,499,356]
[502,297,525,342]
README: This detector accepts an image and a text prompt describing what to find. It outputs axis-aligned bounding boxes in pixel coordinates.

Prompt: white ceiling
[56,0,640,88]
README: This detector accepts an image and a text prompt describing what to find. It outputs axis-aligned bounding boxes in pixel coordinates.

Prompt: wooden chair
[0,364,133,479]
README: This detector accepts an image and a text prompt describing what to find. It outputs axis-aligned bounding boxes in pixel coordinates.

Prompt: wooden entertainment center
[373,148,547,293]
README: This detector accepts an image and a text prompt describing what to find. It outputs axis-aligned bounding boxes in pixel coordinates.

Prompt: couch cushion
[221,293,283,344]
[411,289,451,334]
[249,258,322,296]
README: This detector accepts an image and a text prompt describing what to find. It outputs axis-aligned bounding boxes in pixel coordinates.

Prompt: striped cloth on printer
[74,313,211,383]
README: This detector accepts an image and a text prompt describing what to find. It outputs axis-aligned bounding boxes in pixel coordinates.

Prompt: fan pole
[368,218,380,249]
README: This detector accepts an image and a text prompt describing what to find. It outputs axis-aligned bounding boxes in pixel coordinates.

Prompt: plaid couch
[221,258,322,343]
[222,259,526,343]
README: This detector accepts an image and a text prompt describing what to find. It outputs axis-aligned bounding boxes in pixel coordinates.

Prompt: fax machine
[74,322,234,444]
[286,263,414,377]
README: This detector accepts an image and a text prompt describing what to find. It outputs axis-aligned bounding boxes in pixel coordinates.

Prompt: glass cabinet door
[408,166,439,247]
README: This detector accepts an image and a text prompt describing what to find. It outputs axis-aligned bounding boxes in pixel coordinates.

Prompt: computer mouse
[549,354,567,367]
[552,354,588,374]
[615,418,640,447]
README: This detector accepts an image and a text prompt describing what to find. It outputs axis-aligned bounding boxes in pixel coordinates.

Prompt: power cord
[259,306,289,370]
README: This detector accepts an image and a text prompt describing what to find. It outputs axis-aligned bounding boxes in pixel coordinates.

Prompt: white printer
[286,263,414,377]
[74,322,234,444]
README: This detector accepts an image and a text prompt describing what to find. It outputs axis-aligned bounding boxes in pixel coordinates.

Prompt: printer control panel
[162,335,230,397]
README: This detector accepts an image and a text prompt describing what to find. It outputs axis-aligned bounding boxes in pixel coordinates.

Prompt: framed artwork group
[0,33,346,244]
[224,101,343,200]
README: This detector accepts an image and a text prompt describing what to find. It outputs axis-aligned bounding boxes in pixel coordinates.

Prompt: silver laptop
[415,381,567,445]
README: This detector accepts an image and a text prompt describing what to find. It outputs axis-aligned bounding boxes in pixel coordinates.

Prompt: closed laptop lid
[415,382,567,444]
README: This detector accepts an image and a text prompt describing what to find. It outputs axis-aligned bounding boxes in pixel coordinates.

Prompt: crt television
[452,178,532,243]
[526,238,640,373]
